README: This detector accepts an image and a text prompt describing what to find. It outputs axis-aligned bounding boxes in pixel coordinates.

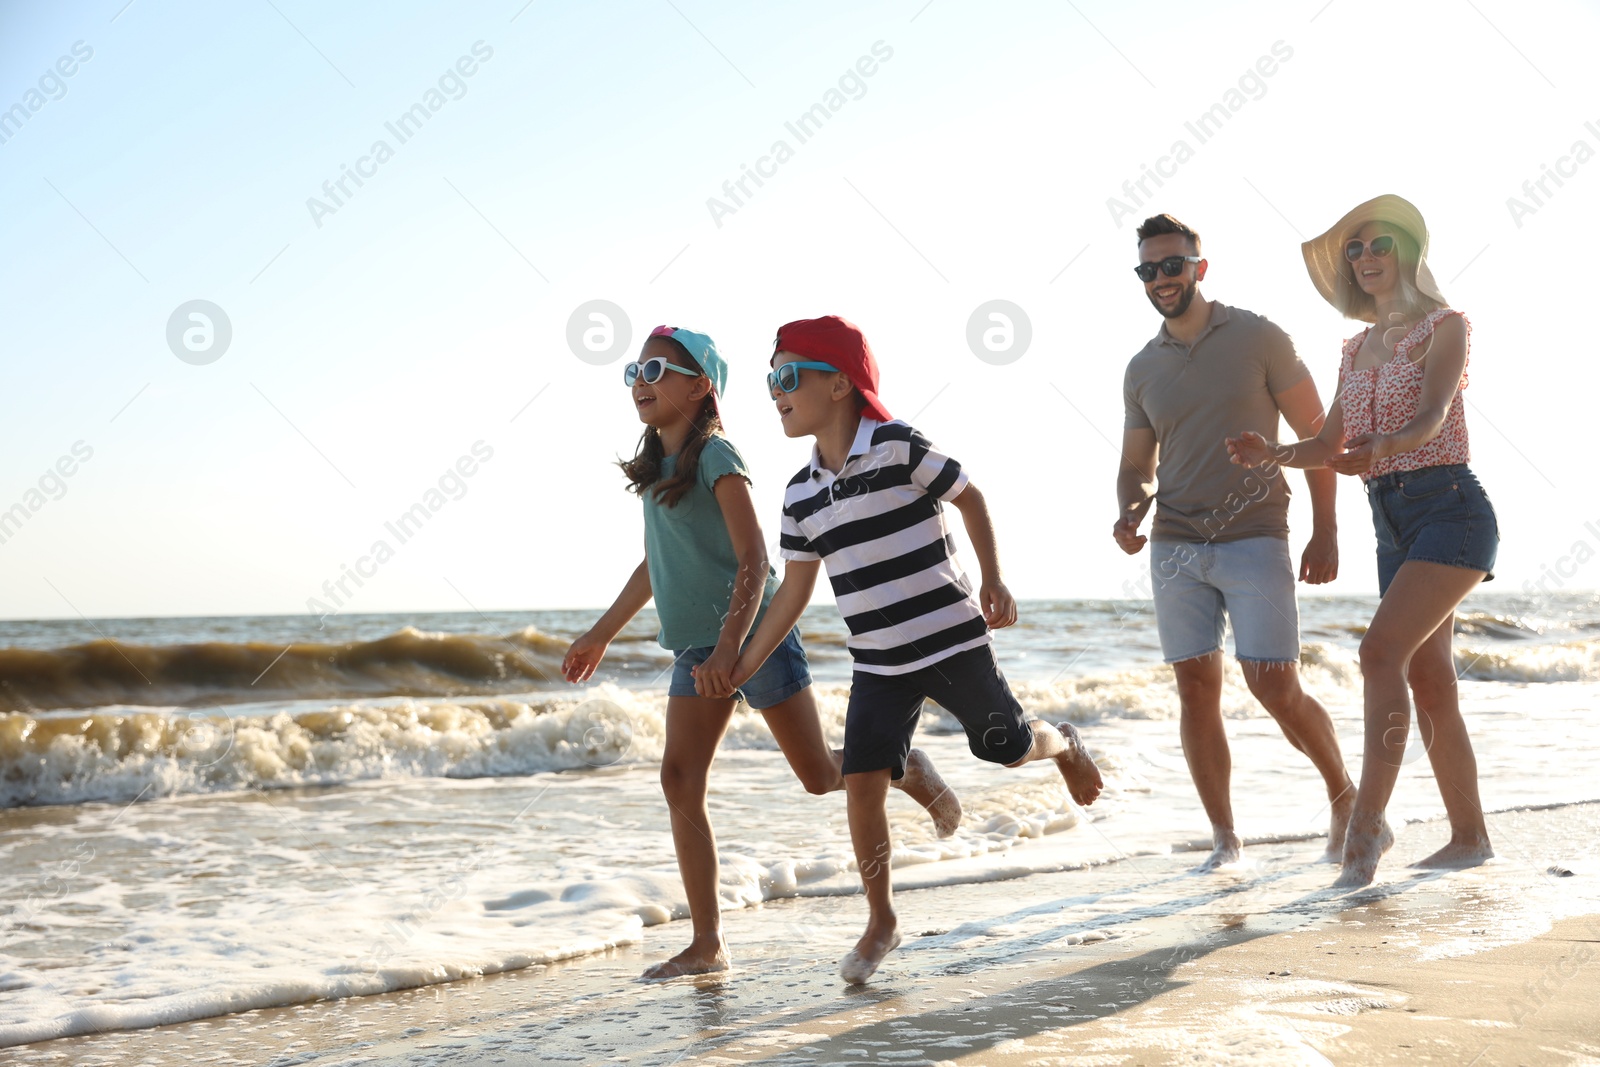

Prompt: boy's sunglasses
[1344,235,1396,261]
[623,356,700,387]
[766,360,839,394]
[1133,255,1201,282]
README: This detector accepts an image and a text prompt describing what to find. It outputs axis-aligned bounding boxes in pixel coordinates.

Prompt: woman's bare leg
[642,694,739,980]
[1407,614,1494,868]
[1338,561,1486,888]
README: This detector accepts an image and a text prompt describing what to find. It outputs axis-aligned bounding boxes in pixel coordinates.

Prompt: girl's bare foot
[892,748,962,838]
[1335,811,1395,889]
[1322,785,1356,863]
[1053,722,1103,806]
[1411,836,1494,870]
[840,921,901,985]
[640,937,729,981]
[1198,827,1243,872]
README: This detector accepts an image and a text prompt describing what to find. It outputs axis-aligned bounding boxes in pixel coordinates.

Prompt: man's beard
[1148,278,1197,319]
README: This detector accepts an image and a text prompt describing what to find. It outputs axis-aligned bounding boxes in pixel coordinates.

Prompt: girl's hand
[980,580,1018,629]
[1225,431,1274,469]
[1326,433,1386,477]
[561,629,608,683]
[692,644,740,699]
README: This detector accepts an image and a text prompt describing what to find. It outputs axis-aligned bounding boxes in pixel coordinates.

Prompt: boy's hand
[979,580,1017,629]
[692,644,740,698]
[561,630,608,683]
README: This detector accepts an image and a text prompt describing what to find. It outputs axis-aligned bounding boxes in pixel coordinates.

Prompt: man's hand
[691,644,740,699]
[1112,516,1148,555]
[561,629,608,683]
[979,580,1018,629]
[1300,527,1339,584]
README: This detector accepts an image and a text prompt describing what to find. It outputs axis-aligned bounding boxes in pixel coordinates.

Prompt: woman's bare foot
[1052,722,1103,806]
[892,748,962,838]
[1334,811,1395,889]
[1322,786,1356,862]
[1198,827,1243,872]
[1411,836,1494,870]
[839,920,901,985]
[640,937,729,981]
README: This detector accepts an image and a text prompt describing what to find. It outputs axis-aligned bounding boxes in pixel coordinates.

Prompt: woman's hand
[692,644,740,699]
[561,629,608,683]
[1225,431,1275,469]
[1326,433,1389,476]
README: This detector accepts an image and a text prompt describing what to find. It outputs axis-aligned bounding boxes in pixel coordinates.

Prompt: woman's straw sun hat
[1302,193,1447,323]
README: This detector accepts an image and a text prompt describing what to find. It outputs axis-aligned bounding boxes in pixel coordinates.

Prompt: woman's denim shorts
[1365,463,1498,595]
[667,627,810,708]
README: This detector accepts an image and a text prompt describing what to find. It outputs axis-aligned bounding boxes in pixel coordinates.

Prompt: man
[1115,213,1353,870]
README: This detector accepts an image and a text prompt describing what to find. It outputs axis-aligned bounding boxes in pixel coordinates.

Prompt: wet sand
[9,802,1597,1066]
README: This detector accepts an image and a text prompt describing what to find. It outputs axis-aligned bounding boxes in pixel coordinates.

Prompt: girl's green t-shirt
[642,435,779,651]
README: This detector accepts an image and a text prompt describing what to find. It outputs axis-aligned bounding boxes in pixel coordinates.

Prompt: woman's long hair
[618,338,721,508]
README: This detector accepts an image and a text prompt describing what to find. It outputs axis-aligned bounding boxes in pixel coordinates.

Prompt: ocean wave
[0,627,574,713]
[1456,639,1600,683]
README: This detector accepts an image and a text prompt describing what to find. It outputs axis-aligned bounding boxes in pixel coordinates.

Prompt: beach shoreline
[9,801,1596,1066]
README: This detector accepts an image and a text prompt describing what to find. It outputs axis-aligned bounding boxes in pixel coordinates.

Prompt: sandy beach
[10,801,1595,1067]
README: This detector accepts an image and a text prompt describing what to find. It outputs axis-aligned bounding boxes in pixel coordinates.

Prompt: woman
[1226,194,1498,888]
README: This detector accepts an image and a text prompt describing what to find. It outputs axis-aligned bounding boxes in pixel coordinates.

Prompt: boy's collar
[809,416,883,478]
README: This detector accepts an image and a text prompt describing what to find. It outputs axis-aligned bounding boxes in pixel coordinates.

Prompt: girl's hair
[618,337,721,508]
[1334,220,1445,323]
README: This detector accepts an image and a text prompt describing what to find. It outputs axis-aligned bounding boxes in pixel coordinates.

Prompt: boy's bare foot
[1322,785,1356,862]
[640,938,729,981]
[1334,811,1395,889]
[1052,722,1103,806]
[840,921,901,985]
[1411,836,1494,870]
[1197,827,1243,872]
[892,748,962,838]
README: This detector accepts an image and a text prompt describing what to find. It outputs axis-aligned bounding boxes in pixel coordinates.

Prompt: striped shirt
[779,418,990,675]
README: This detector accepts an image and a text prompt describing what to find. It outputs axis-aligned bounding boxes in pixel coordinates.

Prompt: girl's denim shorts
[667,627,810,708]
[1365,463,1498,595]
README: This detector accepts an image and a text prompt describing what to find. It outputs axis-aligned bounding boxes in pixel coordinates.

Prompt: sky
[2,0,1598,621]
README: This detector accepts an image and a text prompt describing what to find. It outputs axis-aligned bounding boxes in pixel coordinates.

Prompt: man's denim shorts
[1149,535,1300,665]
[667,627,811,708]
[1365,463,1498,596]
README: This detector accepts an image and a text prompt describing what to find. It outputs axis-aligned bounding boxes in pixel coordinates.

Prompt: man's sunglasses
[1133,255,1201,282]
[1344,235,1396,261]
[767,361,839,394]
[623,356,700,387]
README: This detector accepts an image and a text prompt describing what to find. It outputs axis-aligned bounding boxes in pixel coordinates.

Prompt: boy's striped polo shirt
[779,417,990,675]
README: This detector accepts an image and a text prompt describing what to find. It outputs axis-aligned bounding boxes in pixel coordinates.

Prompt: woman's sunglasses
[1344,235,1396,261]
[623,356,701,387]
[766,361,839,394]
[1133,255,1201,282]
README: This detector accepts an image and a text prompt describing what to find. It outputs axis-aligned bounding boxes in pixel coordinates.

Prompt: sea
[1,593,1597,1047]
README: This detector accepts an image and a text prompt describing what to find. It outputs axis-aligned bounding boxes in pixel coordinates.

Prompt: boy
[721,315,1102,984]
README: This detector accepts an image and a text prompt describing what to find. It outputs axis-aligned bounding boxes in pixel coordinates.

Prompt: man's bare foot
[1197,827,1243,872]
[640,938,729,981]
[840,921,901,985]
[892,748,962,838]
[1052,722,1103,806]
[1322,784,1356,862]
[1334,811,1395,889]
[1411,836,1494,870]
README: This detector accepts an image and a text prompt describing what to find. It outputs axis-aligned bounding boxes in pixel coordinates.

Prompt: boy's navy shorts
[842,644,1035,780]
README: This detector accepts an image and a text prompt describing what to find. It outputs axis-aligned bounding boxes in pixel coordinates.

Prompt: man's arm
[949,481,1016,628]
[1274,376,1338,584]
[1113,427,1159,555]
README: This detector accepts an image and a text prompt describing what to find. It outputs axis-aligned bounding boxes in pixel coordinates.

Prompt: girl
[1227,195,1499,888]
[561,324,961,979]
